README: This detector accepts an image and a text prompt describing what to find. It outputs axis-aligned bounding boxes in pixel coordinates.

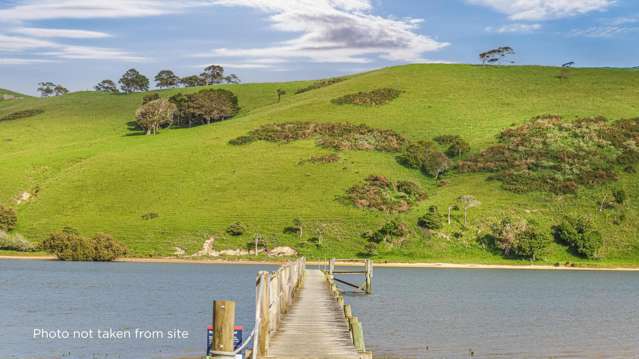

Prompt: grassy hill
[1,64,639,265]
[0,88,28,98]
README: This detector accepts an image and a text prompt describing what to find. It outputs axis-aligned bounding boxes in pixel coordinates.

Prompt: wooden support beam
[257,271,270,357]
[212,300,235,358]
[351,316,366,352]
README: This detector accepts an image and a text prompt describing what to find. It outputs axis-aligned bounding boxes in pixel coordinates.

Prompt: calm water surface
[1,260,638,358]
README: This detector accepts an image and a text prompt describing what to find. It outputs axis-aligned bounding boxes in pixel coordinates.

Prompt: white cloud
[467,0,614,20]
[200,0,449,64]
[569,16,639,38]
[0,0,212,22]
[486,23,542,33]
[0,34,56,51]
[12,27,111,39]
[0,57,54,65]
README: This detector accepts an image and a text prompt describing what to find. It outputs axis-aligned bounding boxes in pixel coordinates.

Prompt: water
[1,260,638,359]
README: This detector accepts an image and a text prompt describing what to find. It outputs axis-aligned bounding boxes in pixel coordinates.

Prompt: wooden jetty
[209,258,372,359]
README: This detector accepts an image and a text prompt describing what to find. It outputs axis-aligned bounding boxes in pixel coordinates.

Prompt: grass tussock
[331,88,402,106]
[298,153,341,165]
[0,109,44,122]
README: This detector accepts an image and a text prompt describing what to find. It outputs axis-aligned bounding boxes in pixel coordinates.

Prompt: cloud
[467,0,614,20]
[0,0,212,22]
[486,23,542,33]
[199,0,449,64]
[569,16,639,38]
[0,57,54,65]
[12,27,112,39]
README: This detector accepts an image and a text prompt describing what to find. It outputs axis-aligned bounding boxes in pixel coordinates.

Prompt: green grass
[1,64,639,265]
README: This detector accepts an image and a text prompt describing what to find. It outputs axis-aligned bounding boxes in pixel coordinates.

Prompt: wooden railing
[328,258,373,294]
[252,257,306,358]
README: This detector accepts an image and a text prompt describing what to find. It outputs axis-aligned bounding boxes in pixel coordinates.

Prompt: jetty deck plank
[266,269,361,359]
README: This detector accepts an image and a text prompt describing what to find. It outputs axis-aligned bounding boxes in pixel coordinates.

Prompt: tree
[0,204,17,232]
[180,75,206,88]
[54,84,69,96]
[277,88,286,103]
[135,99,177,135]
[183,89,239,124]
[553,217,603,259]
[224,74,240,84]
[119,68,149,93]
[490,217,549,260]
[457,195,481,225]
[95,79,119,93]
[479,46,515,64]
[200,64,224,85]
[37,82,56,97]
[399,141,451,179]
[155,70,180,88]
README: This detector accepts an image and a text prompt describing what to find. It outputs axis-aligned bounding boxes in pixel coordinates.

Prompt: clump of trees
[398,141,451,180]
[155,70,180,89]
[459,115,639,194]
[0,204,17,232]
[42,228,127,261]
[331,88,402,106]
[490,217,550,261]
[37,82,68,97]
[135,99,177,135]
[479,46,515,64]
[553,217,603,259]
[433,135,471,159]
[346,175,426,213]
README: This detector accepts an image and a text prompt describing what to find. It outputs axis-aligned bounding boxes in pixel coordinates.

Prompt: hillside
[1,64,638,265]
[0,88,28,99]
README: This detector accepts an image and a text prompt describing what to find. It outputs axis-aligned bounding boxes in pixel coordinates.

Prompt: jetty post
[212,300,236,358]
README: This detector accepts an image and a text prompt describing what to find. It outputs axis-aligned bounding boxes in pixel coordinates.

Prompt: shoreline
[2,255,639,272]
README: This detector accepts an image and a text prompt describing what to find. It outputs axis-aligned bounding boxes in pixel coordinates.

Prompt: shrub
[0,232,37,252]
[298,153,340,165]
[346,175,426,213]
[417,211,443,230]
[398,141,451,179]
[444,139,471,159]
[0,205,17,232]
[459,116,639,194]
[490,217,549,260]
[142,93,160,104]
[364,220,409,244]
[331,88,402,106]
[226,222,247,236]
[295,77,345,94]
[230,122,407,152]
[553,217,603,259]
[141,212,159,220]
[93,233,128,261]
[135,99,177,135]
[42,229,127,261]
[0,109,44,122]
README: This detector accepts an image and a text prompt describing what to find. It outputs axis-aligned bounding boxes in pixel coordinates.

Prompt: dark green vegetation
[345,175,426,213]
[295,77,345,94]
[0,109,44,122]
[1,64,639,265]
[0,204,17,232]
[42,228,127,261]
[332,88,402,106]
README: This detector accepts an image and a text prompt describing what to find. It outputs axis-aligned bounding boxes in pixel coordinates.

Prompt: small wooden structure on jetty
[209,258,373,359]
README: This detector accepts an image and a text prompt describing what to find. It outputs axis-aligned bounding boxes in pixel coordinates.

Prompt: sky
[0,0,637,95]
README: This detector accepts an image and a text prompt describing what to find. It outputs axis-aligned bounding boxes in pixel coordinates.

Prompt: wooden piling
[257,271,270,357]
[212,300,235,358]
[351,316,366,352]
[364,259,373,294]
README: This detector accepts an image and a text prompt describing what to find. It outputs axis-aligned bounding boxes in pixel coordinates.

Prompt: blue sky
[0,0,637,95]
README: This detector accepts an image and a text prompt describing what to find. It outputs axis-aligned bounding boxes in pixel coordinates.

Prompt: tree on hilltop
[37,82,56,97]
[200,64,225,85]
[479,46,515,64]
[119,68,149,93]
[180,75,206,88]
[95,80,119,93]
[155,70,180,88]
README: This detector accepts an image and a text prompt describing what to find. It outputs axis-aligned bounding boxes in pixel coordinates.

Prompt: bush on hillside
[226,222,247,236]
[0,205,17,232]
[135,99,177,135]
[433,135,471,159]
[363,219,410,244]
[417,211,443,230]
[295,78,345,94]
[229,122,407,152]
[331,88,401,106]
[0,232,37,252]
[142,92,160,104]
[459,115,639,194]
[552,217,603,259]
[489,217,550,260]
[346,175,426,213]
[0,109,44,122]
[298,153,340,165]
[398,141,452,179]
[42,229,127,261]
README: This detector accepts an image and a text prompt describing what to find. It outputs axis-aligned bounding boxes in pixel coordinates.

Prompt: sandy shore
[2,254,639,271]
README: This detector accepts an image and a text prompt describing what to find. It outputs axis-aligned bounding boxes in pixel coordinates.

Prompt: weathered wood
[329,258,336,275]
[350,316,366,352]
[258,271,270,357]
[212,300,235,358]
[364,259,373,294]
